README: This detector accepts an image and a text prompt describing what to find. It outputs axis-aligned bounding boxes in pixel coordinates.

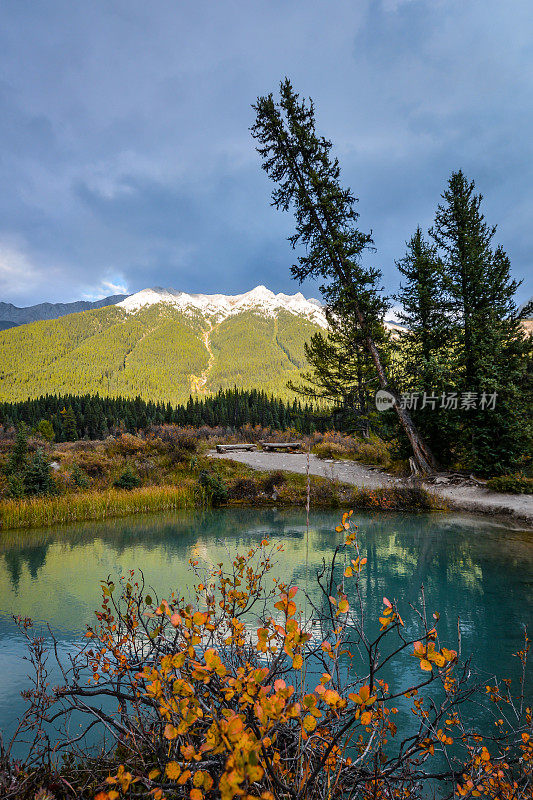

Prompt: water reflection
[0,509,531,745]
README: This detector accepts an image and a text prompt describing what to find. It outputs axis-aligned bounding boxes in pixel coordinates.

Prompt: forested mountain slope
[0,287,327,403]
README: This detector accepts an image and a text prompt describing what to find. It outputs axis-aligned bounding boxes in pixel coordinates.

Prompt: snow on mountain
[118,285,328,328]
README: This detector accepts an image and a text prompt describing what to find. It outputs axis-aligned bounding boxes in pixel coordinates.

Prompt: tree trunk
[363,324,437,474]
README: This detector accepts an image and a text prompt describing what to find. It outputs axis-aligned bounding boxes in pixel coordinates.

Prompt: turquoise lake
[0,508,531,750]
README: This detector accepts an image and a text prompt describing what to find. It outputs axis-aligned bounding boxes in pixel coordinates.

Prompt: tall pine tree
[429,171,532,474]
[393,228,455,461]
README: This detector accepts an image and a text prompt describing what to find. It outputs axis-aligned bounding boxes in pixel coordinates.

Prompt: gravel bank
[209,450,533,528]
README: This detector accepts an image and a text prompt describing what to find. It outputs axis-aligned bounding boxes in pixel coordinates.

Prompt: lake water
[0,508,531,752]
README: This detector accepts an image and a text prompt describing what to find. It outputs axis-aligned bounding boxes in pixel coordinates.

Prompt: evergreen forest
[0,389,322,441]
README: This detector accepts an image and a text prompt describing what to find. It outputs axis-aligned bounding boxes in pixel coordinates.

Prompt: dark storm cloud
[0,0,531,306]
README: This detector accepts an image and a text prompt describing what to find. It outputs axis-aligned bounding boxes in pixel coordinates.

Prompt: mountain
[0,294,129,328]
[0,286,329,404]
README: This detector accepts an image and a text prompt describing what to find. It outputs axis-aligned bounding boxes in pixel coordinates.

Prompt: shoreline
[1,451,531,533]
[209,450,533,530]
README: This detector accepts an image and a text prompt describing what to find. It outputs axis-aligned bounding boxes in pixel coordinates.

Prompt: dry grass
[0,482,198,530]
[312,432,391,467]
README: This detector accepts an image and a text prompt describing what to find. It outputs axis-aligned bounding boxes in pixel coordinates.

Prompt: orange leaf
[166,761,181,780]
[178,769,192,785]
[164,723,178,740]
[420,659,433,672]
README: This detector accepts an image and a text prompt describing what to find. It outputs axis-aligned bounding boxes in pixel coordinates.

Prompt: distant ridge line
[0,294,129,328]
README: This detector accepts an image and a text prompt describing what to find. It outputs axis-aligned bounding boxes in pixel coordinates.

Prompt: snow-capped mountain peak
[117,286,328,328]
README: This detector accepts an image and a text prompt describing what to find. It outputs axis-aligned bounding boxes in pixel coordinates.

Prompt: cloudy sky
[1,0,532,308]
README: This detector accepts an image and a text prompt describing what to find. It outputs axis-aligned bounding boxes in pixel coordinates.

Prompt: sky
[1,0,532,308]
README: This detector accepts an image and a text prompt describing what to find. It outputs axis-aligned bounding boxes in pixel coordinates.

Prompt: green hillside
[0,303,323,404]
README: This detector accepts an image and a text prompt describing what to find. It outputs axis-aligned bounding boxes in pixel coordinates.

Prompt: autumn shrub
[4,512,531,799]
[312,432,391,467]
[307,476,341,506]
[262,469,286,495]
[228,477,258,501]
[354,436,391,467]
[106,433,148,457]
[75,452,113,479]
[486,473,533,494]
[312,441,351,460]
[350,485,439,511]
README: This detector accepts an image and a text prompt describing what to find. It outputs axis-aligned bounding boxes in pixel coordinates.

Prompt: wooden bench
[261,442,303,452]
[216,443,257,453]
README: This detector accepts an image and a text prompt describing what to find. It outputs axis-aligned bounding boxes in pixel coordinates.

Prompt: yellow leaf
[149,768,161,780]
[303,714,317,732]
[292,654,303,669]
[420,659,433,672]
[433,652,446,667]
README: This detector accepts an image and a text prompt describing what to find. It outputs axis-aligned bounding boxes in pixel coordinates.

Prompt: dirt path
[190,322,215,394]
[209,450,533,528]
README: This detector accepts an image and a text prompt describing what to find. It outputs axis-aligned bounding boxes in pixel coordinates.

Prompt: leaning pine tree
[251,79,436,472]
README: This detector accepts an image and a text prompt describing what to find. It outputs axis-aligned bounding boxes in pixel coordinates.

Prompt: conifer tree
[430,171,532,474]
[61,405,78,441]
[393,228,456,460]
[289,311,377,435]
[24,448,56,496]
[252,79,435,472]
[5,423,29,476]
